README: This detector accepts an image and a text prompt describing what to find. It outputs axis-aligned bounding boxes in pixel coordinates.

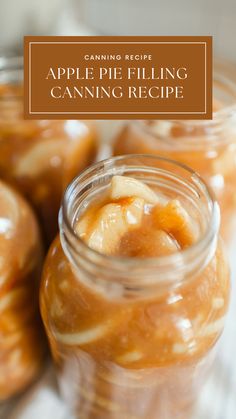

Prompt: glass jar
[40,155,230,419]
[113,73,236,241]
[0,180,45,400]
[0,55,98,244]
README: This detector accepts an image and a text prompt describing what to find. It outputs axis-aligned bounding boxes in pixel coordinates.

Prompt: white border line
[28,41,207,115]
[29,112,207,114]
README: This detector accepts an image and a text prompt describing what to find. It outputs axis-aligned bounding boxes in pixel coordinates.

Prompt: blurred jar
[0,55,98,244]
[0,180,45,400]
[114,72,236,241]
[40,156,230,419]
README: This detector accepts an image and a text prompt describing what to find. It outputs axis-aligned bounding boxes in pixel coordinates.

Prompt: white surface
[0,0,65,51]
[72,0,236,62]
[0,0,236,62]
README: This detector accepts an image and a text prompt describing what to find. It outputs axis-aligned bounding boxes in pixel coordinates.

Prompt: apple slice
[120,229,179,257]
[14,139,65,178]
[76,198,145,255]
[117,350,143,364]
[110,175,159,204]
[55,322,111,346]
[154,199,197,247]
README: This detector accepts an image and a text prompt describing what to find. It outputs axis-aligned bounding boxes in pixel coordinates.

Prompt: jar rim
[59,154,220,288]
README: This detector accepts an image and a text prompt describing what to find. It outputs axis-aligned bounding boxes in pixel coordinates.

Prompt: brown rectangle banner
[24,36,212,120]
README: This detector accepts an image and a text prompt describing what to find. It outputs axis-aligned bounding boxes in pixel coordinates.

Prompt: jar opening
[59,155,220,295]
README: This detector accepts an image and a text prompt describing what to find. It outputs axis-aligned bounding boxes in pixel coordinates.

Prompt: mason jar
[113,73,236,241]
[0,180,45,400]
[40,155,230,419]
[0,55,98,244]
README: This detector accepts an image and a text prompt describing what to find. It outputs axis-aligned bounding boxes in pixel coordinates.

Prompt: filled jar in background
[40,155,230,419]
[114,72,236,241]
[0,180,45,400]
[0,55,98,244]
